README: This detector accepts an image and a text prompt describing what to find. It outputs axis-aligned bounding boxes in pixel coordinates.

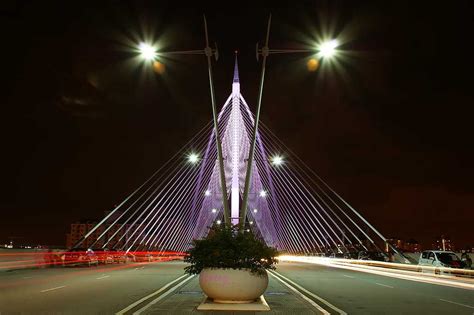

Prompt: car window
[421,252,428,259]
[428,252,435,260]
[437,253,460,264]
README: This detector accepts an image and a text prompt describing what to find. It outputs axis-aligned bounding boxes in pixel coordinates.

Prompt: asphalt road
[0,261,187,314]
[275,262,474,314]
[0,261,473,314]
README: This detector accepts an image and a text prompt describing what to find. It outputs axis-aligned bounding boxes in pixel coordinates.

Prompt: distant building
[66,211,145,250]
[433,235,454,251]
[386,237,421,252]
[404,239,421,252]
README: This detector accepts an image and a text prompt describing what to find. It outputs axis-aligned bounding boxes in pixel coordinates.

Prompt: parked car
[94,249,114,265]
[418,250,465,269]
[62,248,99,267]
[357,250,388,262]
[111,250,127,263]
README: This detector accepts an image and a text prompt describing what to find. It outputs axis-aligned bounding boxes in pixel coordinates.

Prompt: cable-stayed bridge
[74,57,394,258]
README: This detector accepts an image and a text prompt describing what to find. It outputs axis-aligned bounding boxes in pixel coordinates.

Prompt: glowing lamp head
[216,220,221,225]
[259,190,267,198]
[211,208,217,213]
[271,155,284,166]
[249,221,254,225]
[204,190,211,196]
[318,39,339,58]
[253,209,258,213]
[187,152,200,164]
[138,42,157,61]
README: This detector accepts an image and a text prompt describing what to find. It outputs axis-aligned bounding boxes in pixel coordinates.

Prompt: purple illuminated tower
[193,55,279,247]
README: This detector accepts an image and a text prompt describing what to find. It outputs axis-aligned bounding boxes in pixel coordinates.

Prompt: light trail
[279,255,474,290]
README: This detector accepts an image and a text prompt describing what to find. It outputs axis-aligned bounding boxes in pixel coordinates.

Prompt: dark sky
[1,1,473,248]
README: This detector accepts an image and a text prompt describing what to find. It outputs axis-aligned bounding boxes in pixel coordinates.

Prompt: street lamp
[211,208,217,213]
[317,39,339,59]
[187,152,200,164]
[259,190,267,198]
[138,42,157,61]
[270,154,284,166]
[204,190,211,196]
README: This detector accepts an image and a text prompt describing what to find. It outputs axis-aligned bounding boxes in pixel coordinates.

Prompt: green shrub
[184,224,278,276]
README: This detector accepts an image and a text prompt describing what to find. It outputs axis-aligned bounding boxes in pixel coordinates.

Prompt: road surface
[0,260,472,314]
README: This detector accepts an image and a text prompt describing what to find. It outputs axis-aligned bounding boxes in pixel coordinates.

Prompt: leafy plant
[184,224,278,276]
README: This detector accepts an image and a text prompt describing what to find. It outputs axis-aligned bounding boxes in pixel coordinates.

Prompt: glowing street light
[249,221,254,225]
[317,39,339,59]
[270,154,284,166]
[253,209,258,213]
[204,190,211,196]
[187,152,200,164]
[138,42,157,61]
[211,208,217,213]
[259,190,267,198]
[216,220,222,225]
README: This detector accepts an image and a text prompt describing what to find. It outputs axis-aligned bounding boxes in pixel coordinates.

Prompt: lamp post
[240,16,340,231]
[239,14,272,231]
[135,17,230,227]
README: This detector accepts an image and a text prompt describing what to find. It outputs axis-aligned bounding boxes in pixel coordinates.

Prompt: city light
[270,154,284,166]
[187,152,200,164]
[317,39,339,58]
[216,220,221,225]
[138,42,157,61]
[259,190,267,197]
[249,221,254,225]
[253,209,258,213]
[211,208,217,213]
[204,190,211,196]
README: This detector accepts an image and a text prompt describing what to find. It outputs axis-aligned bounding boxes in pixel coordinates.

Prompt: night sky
[1,1,473,248]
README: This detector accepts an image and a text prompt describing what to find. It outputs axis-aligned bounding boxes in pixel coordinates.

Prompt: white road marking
[439,298,474,309]
[270,270,347,315]
[342,275,354,278]
[132,275,194,314]
[374,282,394,288]
[115,274,191,315]
[270,271,330,315]
[22,276,34,279]
[96,275,110,280]
[40,286,66,293]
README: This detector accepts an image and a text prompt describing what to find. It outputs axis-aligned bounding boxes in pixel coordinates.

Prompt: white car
[418,250,464,270]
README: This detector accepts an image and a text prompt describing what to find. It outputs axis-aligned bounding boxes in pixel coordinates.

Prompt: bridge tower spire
[230,51,241,225]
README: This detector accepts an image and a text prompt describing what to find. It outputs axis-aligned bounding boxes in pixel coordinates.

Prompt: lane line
[374,282,394,289]
[40,285,66,293]
[270,270,347,315]
[132,275,194,314]
[270,271,330,315]
[115,274,190,315]
[342,275,354,279]
[439,299,474,309]
[97,275,110,280]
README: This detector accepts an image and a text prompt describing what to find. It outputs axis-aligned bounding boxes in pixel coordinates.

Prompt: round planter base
[199,268,269,303]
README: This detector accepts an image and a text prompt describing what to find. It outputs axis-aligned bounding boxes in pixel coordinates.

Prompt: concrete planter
[199,268,268,303]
